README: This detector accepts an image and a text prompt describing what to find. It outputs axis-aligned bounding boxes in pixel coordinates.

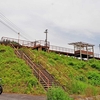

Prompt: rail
[1,37,100,59]
[50,45,100,59]
[22,48,69,90]
[14,48,50,88]
[94,53,100,58]
[50,45,74,54]
[1,37,50,48]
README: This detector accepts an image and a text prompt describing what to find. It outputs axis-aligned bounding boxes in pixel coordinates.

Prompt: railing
[1,37,100,59]
[22,48,69,90]
[94,53,100,58]
[50,45,100,59]
[50,45,74,54]
[1,37,50,48]
[14,48,50,88]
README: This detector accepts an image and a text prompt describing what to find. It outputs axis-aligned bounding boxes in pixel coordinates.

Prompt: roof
[69,42,95,47]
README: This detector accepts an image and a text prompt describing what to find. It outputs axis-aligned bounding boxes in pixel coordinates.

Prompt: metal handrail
[14,48,50,88]
[26,49,71,85]
[2,37,100,59]
[50,45,74,54]
[23,53,50,86]
[1,37,50,48]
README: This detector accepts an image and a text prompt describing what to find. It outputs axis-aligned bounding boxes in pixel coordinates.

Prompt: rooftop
[69,41,95,47]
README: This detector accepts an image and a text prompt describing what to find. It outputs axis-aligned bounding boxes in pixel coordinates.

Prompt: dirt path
[0,93,47,100]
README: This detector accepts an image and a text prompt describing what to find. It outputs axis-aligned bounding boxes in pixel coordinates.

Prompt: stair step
[14,49,56,91]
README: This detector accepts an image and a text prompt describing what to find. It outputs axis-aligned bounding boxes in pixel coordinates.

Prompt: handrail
[94,53,100,58]
[14,48,50,88]
[1,37,50,48]
[23,53,50,86]
[26,49,71,85]
[50,45,74,54]
[2,37,100,59]
[38,54,71,81]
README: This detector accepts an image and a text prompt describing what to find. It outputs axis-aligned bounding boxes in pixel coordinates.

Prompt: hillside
[0,44,100,96]
[0,45,45,94]
[21,47,100,96]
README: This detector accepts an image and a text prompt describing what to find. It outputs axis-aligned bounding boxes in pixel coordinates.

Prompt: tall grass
[29,49,100,95]
[0,45,45,94]
[47,86,73,100]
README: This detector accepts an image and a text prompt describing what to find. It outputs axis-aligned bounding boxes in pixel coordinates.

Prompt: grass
[47,86,73,100]
[21,48,100,96]
[0,45,100,96]
[0,45,45,94]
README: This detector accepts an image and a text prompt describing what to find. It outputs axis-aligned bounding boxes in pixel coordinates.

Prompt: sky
[0,0,100,53]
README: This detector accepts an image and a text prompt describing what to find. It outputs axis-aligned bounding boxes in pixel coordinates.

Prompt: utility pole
[44,29,48,50]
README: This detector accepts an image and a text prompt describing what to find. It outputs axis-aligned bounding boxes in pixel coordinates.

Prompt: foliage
[88,59,100,70]
[47,86,73,100]
[27,49,100,95]
[70,80,87,94]
[16,48,100,96]
[87,71,100,86]
[0,45,45,94]
[75,74,87,82]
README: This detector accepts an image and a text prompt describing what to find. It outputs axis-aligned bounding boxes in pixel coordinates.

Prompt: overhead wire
[0,13,26,36]
[0,13,28,40]
[0,13,19,34]
[0,20,18,33]
[0,12,34,41]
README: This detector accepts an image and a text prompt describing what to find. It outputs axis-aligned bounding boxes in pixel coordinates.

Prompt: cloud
[0,0,100,53]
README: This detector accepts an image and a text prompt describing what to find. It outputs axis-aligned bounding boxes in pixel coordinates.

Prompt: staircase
[13,48,55,90]
[37,64,55,89]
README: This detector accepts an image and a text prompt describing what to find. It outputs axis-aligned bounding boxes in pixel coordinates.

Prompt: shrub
[75,75,87,82]
[87,71,100,86]
[89,59,100,70]
[27,77,38,87]
[47,86,73,100]
[91,63,100,70]
[71,80,87,94]
[68,62,75,66]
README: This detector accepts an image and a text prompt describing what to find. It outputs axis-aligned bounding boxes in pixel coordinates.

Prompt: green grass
[1,45,100,96]
[47,86,73,100]
[0,45,45,94]
[21,48,100,96]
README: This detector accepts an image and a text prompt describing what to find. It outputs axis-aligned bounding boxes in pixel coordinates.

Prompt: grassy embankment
[21,47,100,96]
[0,44,100,96]
[0,45,45,94]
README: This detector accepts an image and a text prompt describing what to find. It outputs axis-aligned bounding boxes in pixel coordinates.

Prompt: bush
[71,80,87,94]
[91,63,100,70]
[75,75,87,82]
[87,71,100,86]
[47,86,73,100]
[89,59,100,70]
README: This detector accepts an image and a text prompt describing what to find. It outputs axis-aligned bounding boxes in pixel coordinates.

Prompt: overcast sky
[0,0,100,53]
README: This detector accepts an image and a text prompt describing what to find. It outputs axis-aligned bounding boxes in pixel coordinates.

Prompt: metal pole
[80,44,82,60]
[86,46,88,60]
[44,29,48,50]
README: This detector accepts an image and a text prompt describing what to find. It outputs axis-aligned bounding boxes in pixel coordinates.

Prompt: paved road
[0,93,47,100]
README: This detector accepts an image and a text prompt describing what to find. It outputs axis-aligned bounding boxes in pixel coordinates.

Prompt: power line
[0,12,34,40]
[0,13,27,36]
[0,20,18,33]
